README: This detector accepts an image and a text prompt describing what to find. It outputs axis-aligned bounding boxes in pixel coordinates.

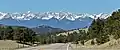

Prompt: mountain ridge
[31,25,65,34]
[0,11,110,21]
[0,10,114,29]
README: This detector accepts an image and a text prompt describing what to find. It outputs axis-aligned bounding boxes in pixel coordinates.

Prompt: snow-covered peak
[0,11,110,21]
[93,13,111,19]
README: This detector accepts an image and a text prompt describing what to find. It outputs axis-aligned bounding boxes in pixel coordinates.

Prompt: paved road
[16,43,120,50]
[16,43,72,50]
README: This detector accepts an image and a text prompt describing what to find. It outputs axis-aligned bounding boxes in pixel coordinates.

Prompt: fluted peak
[0,11,110,21]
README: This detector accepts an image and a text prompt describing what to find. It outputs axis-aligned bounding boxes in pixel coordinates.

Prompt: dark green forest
[85,9,120,45]
[0,26,37,45]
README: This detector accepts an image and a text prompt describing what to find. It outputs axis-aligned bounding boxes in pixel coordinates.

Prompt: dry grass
[57,28,88,36]
[0,40,29,50]
[98,39,120,49]
[70,38,120,50]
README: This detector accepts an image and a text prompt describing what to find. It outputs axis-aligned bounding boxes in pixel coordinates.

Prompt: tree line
[0,26,37,45]
[35,29,87,44]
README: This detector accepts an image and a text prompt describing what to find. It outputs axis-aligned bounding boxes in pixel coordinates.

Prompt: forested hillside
[0,25,37,45]
[85,9,120,45]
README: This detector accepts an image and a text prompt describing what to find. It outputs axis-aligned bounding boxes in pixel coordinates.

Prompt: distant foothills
[0,24,66,34]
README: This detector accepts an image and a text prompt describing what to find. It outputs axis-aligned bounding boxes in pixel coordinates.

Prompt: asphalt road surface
[16,43,120,50]
[16,43,72,50]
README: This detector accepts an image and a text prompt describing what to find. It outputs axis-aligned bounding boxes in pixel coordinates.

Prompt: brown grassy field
[0,40,29,50]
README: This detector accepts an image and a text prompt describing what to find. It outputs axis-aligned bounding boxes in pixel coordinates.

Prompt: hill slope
[31,25,65,34]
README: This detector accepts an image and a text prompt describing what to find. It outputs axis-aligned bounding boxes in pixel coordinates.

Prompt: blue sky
[0,0,119,14]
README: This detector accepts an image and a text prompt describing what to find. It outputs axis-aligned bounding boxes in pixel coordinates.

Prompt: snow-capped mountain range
[0,11,110,21]
[0,11,111,29]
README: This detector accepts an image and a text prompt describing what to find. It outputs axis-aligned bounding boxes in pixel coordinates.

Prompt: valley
[0,9,120,50]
